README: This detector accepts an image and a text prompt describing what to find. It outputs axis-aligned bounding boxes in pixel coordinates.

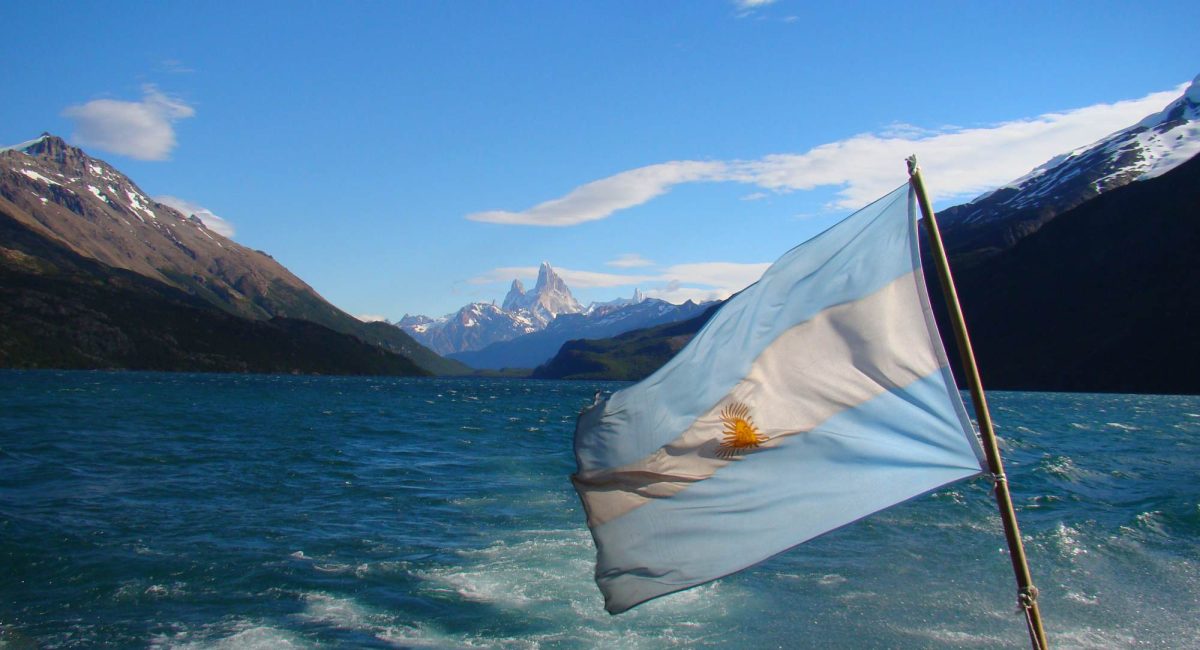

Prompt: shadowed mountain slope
[0,210,429,375]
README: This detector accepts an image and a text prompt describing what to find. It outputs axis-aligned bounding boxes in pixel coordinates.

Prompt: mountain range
[0,135,464,375]
[399,262,709,369]
[535,75,1200,393]
[449,294,710,370]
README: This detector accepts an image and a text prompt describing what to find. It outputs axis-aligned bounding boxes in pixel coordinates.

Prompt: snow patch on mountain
[955,75,1200,225]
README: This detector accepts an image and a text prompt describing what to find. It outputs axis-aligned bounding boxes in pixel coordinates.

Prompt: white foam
[817,573,847,586]
[152,622,310,650]
[901,626,1009,647]
[299,592,371,629]
[1052,627,1138,649]
[1104,422,1139,431]
[296,592,473,648]
[1052,522,1089,557]
[1065,590,1099,605]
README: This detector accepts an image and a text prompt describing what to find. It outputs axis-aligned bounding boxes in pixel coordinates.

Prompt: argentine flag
[571,183,987,614]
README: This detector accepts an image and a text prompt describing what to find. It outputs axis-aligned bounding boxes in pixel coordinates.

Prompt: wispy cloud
[62,85,195,161]
[471,261,771,305]
[733,0,778,18]
[155,195,235,238]
[356,314,389,323]
[159,59,196,74]
[733,0,777,10]
[466,84,1186,225]
[606,253,655,268]
[466,161,726,226]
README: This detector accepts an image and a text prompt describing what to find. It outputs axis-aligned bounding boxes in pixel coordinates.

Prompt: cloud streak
[62,85,195,161]
[607,253,655,268]
[155,195,235,238]
[466,161,726,226]
[467,84,1186,226]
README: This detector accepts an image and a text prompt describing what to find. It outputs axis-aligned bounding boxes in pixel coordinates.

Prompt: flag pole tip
[906,155,919,176]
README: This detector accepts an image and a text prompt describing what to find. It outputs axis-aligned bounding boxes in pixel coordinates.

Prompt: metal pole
[907,156,1049,650]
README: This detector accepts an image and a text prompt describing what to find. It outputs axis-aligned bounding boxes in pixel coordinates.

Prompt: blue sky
[2,1,1198,319]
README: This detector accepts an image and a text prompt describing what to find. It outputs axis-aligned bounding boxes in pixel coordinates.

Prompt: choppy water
[1,371,1197,649]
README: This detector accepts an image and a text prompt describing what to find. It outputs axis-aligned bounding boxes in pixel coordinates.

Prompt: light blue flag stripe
[592,370,981,613]
[575,185,915,471]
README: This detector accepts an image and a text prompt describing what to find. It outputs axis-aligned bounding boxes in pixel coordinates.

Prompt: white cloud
[466,83,1186,225]
[734,0,777,9]
[356,314,389,323]
[155,195,235,238]
[62,85,194,161]
[468,266,537,285]
[160,59,196,74]
[642,285,730,304]
[466,160,726,226]
[660,262,771,290]
[606,253,655,268]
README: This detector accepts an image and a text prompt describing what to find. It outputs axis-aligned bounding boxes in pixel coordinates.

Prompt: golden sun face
[718,402,768,457]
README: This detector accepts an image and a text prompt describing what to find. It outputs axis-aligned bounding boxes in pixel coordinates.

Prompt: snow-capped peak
[0,133,52,154]
[946,74,1200,233]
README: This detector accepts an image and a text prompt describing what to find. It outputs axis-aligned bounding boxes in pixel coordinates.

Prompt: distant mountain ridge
[450,296,710,370]
[0,134,464,375]
[401,262,711,369]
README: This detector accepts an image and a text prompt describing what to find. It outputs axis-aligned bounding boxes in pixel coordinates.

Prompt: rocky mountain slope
[0,210,428,375]
[399,302,539,357]
[0,135,463,375]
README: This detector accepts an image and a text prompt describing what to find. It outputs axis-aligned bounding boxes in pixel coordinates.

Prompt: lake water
[1,371,1198,648]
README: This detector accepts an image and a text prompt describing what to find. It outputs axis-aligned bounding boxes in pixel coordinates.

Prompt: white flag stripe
[574,269,957,527]
[575,189,914,471]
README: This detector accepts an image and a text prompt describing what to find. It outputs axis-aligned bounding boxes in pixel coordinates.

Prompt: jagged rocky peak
[528,261,583,318]
[533,261,565,293]
[502,278,526,312]
[14,133,90,170]
[498,262,582,319]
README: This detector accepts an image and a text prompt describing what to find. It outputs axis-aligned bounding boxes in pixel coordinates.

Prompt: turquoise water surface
[1,371,1198,648]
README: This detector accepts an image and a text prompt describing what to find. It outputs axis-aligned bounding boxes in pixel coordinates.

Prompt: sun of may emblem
[717,402,768,457]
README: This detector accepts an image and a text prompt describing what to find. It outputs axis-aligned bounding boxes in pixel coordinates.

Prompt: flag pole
[906,156,1049,650]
